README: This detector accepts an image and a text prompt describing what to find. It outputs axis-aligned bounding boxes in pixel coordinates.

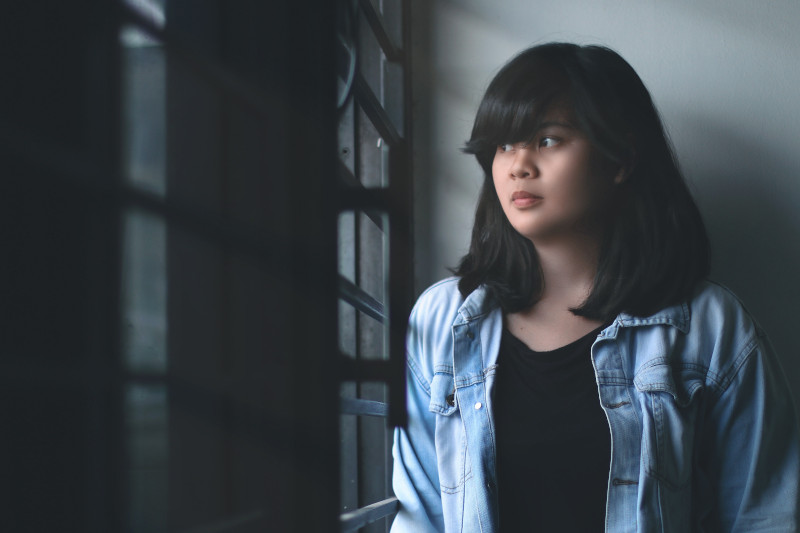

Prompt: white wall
[411,0,800,400]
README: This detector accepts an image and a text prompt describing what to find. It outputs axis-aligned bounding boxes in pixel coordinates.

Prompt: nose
[510,147,536,179]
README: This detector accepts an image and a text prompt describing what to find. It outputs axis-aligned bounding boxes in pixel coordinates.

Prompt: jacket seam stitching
[407,352,431,396]
[705,334,759,398]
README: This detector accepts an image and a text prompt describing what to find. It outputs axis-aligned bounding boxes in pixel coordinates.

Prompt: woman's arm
[391,280,464,532]
[702,330,799,531]
[391,354,444,533]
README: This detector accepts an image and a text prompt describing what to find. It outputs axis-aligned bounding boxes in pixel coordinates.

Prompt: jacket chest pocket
[429,372,470,494]
[635,362,704,491]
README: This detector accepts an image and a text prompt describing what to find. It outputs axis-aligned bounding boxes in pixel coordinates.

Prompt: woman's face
[491,109,622,245]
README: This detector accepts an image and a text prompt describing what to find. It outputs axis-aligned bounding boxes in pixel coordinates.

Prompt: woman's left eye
[539,136,559,148]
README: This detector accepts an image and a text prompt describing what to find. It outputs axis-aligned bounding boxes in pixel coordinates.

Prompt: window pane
[337,211,389,359]
[383,60,404,139]
[358,382,394,533]
[125,383,168,533]
[357,3,404,139]
[121,23,166,195]
[121,10,168,532]
[121,209,167,373]
[339,98,357,178]
[371,0,403,50]
[340,381,359,516]
[357,104,391,188]
[358,211,388,360]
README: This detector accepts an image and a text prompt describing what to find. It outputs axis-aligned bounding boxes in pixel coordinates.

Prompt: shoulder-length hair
[455,42,709,320]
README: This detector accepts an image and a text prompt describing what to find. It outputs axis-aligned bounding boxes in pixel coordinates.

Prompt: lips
[511,190,542,208]
[511,191,540,201]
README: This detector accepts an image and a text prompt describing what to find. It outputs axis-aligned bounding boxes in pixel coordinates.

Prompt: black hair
[455,42,710,320]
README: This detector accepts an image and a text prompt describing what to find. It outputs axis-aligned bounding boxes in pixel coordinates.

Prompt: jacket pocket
[635,361,704,491]
[429,372,458,415]
[429,372,470,493]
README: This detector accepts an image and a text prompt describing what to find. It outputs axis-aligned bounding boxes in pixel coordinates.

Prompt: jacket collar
[454,284,691,334]
[615,302,691,334]
[454,284,495,325]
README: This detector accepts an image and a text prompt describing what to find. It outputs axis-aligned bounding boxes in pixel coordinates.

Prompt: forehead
[537,107,577,128]
[501,102,578,142]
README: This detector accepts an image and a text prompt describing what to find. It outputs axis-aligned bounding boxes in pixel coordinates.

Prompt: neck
[533,232,601,308]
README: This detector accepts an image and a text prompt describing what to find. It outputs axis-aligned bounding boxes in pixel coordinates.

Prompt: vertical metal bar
[336,1,412,530]
[108,2,128,531]
[388,0,413,429]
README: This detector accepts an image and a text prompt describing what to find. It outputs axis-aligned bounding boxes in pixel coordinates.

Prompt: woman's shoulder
[405,278,471,381]
[688,280,762,337]
[415,276,461,300]
[409,277,464,324]
[404,278,503,391]
[616,280,775,396]
[683,280,770,382]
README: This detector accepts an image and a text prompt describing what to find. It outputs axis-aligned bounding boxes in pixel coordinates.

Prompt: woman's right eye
[498,143,515,152]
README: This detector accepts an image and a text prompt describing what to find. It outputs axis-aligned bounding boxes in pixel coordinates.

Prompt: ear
[613,166,628,184]
[613,150,636,184]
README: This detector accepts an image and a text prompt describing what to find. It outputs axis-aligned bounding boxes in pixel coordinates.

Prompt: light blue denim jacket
[391,278,799,532]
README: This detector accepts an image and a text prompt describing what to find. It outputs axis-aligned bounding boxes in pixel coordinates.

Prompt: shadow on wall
[680,112,800,407]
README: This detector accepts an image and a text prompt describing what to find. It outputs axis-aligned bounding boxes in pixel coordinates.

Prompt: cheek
[491,158,502,184]
[491,162,505,195]
[564,174,616,217]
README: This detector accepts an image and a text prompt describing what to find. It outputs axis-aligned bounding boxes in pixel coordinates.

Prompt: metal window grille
[119,1,343,531]
[2,0,352,531]
[1,0,408,531]
[336,1,413,532]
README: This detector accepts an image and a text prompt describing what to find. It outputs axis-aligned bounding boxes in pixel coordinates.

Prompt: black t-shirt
[493,325,611,532]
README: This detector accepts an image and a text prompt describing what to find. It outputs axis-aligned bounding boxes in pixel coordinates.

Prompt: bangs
[464,55,571,158]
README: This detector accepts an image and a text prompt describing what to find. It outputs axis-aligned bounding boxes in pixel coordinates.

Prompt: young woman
[391,43,799,532]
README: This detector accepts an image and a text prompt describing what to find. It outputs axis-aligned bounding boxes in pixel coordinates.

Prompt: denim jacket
[391,278,799,532]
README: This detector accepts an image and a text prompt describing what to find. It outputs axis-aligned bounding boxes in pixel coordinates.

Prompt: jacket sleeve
[702,329,800,531]
[390,328,445,532]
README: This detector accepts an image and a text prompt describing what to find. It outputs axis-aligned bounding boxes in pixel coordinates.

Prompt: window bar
[357,0,402,62]
[337,158,360,189]
[340,497,400,533]
[353,73,402,147]
[336,0,412,529]
[338,187,391,213]
[339,275,385,323]
[336,0,412,439]
[0,140,304,282]
[389,0,415,431]
[173,510,264,533]
[340,397,389,417]
[338,160,385,232]
[387,146,411,428]
[339,356,394,383]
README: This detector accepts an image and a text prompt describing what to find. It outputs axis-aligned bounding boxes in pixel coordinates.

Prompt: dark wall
[0,1,339,531]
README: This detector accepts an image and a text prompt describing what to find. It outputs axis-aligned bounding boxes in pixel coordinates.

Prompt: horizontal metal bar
[339,356,393,382]
[358,0,402,62]
[337,160,385,232]
[337,158,360,188]
[340,497,399,533]
[340,397,388,417]
[338,186,392,213]
[354,74,402,147]
[120,2,273,118]
[177,510,264,533]
[339,276,385,323]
